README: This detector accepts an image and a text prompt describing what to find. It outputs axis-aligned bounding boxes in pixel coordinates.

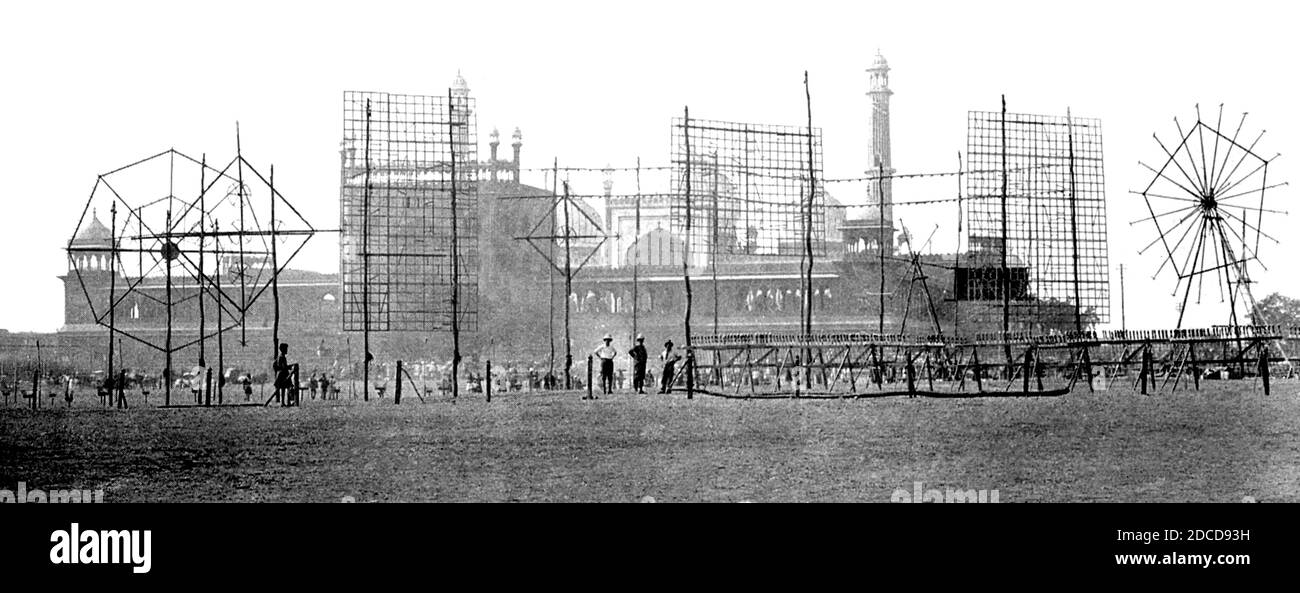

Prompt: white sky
[0,0,1295,332]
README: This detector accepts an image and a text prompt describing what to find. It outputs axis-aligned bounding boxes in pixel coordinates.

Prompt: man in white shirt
[593,334,618,397]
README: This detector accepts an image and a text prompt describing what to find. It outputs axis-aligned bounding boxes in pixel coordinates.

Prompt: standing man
[593,334,618,397]
[659,340,682,394]
[629,334,649,395]
[273,342,293,406]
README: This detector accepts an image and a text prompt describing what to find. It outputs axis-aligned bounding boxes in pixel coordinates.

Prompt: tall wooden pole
[215,219,224,403]
[164,207,173,407]
[1000,96,1012,370]
[449,88,462,401]
[562,182,573,390]
[107,202,117,391]
[711,151,720,337]
[549,158,558,377]
[270,164,281,367]
[954,152,964,338]
[236,125,248,347]
[683,107,694,399]
[633,157,642,339]
[136,209,142,295]
[804,72,816,338]
[804,71,816,389]
[198,155,207,373]
[362,100,372,401]
[1119,263,1127,331]
[1066,108,1083,333]
[878,161,886,334]
[118,340,125,408]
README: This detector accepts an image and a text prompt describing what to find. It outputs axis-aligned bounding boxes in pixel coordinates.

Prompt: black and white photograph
[0,0,1294,577]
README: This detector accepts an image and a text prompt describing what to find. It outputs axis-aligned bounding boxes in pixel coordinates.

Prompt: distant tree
[1251,293,1300,326]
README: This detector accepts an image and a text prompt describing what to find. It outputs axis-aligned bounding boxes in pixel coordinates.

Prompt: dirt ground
[1,381,1297,502]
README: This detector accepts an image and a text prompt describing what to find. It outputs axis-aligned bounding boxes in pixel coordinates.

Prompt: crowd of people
[589,333,685,397]
[384,334,693,399]
[2,334,701,408]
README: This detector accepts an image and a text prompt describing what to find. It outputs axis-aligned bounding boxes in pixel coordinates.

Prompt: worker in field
[273,342,293,406]
[629,334,649,394]
[593,334,617,397]
[659,340,682,394]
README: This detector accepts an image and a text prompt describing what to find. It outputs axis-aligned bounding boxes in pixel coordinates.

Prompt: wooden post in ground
[395,360,403,405]
[1022,348,1032,393]
[905,349,916,397]
[35,340,43,410]
[1140,342,1152,395]
[1148,345,1158,393]
[485,360,492,403]
[686,350,695,399]
[586,355,593,399]
[1035,348,1044,392]
[205,367,213,407]
[871,345,883,389]
[1081,347,1094,393]
[1259,343,1270,396]
[292,364,301,407]
[1189,343,1200,391]
[925,350,934,391]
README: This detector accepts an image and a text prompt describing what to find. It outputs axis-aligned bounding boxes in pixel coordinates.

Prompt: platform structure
[683,326,1292,399]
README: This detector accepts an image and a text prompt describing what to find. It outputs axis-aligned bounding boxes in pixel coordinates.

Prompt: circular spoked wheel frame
[1135,105,1287,328]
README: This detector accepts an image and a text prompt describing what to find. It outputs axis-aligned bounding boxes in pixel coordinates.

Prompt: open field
[2,381,1297,502]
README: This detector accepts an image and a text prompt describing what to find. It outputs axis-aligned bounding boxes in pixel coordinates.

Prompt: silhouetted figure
[273,343,293,406]
[629,334,648,394]
[659,340,682,394]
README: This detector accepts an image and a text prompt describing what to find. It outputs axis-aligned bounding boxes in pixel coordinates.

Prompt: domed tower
[865,50,895,234]
[69,210,116,274]
[63,209,117,327]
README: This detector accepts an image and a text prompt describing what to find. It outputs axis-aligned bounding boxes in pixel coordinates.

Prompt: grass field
[1,381,1297,502]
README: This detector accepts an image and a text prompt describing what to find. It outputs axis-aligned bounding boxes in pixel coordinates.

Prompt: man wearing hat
[593,334,618,397]
[629,334,649,394]
[659,340,682,394]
